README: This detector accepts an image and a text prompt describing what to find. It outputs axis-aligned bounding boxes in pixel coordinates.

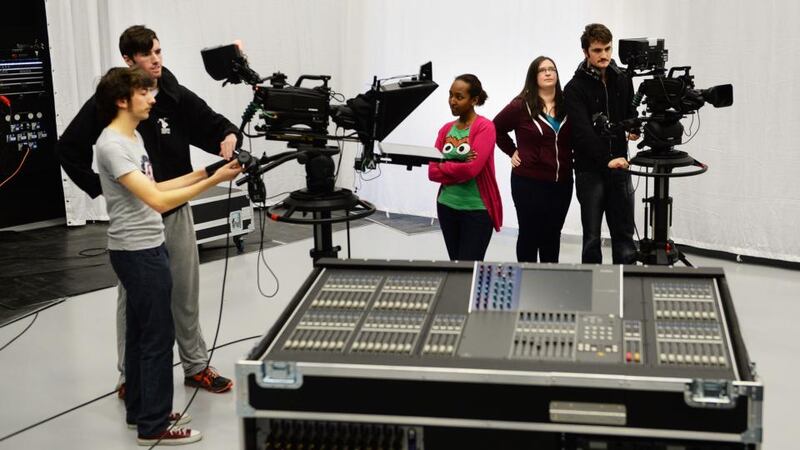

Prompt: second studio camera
[608,38,734,154]
[610,39,735,265]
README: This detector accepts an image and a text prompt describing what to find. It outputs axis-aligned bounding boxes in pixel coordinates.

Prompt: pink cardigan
[428,115,503,231]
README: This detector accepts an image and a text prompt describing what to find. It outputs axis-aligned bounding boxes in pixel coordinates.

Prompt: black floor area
[367,211,439,235]
[0,210,431,327]
[0,225,115,327]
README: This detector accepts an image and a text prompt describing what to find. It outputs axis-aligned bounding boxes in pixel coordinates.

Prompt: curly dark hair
[580,23,612,50]
[119,25,158,59]
[95,67,155,126]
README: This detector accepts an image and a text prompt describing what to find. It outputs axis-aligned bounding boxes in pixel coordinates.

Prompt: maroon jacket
[493,97,573,183]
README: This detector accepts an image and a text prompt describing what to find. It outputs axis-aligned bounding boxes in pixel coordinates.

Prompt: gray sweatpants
[116,204,209,380]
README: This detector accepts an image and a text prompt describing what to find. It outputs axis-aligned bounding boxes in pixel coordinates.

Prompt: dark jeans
[575,170,637,264]
[437,202,493,261]
[511,174,573,263]
[109,243,174,437]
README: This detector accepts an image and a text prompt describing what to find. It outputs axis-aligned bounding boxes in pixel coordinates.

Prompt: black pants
[511,174,573,263]
[575,170,637,264]
[437,203,493,261]
[109,243,175,437]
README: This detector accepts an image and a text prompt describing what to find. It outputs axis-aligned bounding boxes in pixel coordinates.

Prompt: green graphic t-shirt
[437,124,485,210]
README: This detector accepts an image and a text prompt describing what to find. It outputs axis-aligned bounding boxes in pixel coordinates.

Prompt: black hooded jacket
[564,59,637,173]
[57,66,240,204]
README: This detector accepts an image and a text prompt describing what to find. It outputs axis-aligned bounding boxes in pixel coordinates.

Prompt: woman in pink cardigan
[428,74,502,261]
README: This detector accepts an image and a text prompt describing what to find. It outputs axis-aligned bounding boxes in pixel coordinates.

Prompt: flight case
[236,259,762,449]
[189,186,253,250]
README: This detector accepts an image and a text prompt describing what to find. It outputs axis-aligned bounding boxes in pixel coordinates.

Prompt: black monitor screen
[518,269,593,312]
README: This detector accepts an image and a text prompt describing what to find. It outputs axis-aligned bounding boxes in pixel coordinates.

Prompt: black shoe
[184,367,233,393]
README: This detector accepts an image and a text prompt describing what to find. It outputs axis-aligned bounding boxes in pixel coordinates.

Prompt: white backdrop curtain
[48,0,114,224]
[48,0,800,261]
[48,0,352,224]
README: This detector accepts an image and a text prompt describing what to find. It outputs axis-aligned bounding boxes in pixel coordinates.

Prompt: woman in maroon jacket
[493,56,573,262]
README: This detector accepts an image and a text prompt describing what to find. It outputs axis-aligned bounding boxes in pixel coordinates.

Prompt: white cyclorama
[47,0,800,263]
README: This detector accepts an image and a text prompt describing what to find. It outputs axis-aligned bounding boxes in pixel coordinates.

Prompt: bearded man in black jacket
[57,25,237,395]
[564,23,639,264]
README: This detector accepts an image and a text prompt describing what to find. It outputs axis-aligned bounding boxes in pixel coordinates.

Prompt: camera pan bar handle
[235,152,301,186]
[294,75,331,88]
[667,66,692,79]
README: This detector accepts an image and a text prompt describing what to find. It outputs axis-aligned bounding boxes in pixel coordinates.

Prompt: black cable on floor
[0,388,119,443]
[0,181,272,446]
[78,247,108,257]
[0,298,67,330]
[1,177,282,445]
[256,206,280,298]
[0,333,262,444]
[0,312,38,352]
[147,182,236,449]
[0,262,109,277]
[1,247,108,261]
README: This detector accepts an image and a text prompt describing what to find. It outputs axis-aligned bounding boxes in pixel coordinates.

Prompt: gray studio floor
[0,221,796,449]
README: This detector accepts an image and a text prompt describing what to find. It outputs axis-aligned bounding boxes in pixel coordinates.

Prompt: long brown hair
[516,56,565,121]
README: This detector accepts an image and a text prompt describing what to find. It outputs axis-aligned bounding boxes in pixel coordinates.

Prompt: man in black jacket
[57,25,237,395]
[564,23,639,264]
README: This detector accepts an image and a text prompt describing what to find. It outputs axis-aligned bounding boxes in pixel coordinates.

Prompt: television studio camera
[200,44,438,260]
[601,38,733,265]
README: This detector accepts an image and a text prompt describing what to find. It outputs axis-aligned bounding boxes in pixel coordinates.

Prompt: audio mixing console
[237,260,763,450]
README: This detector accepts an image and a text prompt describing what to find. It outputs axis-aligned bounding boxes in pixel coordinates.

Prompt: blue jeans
[109,243,174,437]
[511,174,573,263]
[437,203,493,261]
[575,170,637,264]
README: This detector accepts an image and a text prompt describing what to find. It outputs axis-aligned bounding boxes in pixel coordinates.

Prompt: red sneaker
[128,412,191,429]
[137,427,202,446]
[184,367,233,393]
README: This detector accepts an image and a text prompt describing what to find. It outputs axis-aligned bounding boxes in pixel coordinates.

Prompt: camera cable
[145,182,237,449]
[0,312,38,353]
[681,110,701,145]
[0,333,261,444]
[0,147,31,189]
[255,203,280,298]
[243,124,280,299]
[0,162,279,445]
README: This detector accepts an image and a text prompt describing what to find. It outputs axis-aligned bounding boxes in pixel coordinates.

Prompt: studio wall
[49,0,800,262]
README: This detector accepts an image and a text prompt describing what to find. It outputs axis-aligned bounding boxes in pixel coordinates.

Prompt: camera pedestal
[269,186,375,260]
[629,149,707,266]
[264,148,375,261]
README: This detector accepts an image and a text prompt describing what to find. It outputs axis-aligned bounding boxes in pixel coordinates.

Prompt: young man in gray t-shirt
[94,67,241,446]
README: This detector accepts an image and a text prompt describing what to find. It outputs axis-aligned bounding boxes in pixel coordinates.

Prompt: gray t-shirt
[95,127,165,251]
